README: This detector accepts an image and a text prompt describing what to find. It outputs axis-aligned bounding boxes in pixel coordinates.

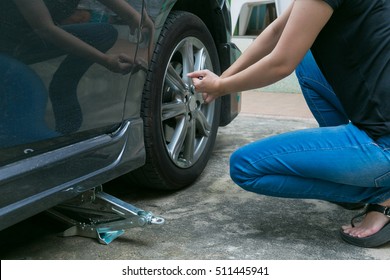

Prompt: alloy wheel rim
[160,37,215,168]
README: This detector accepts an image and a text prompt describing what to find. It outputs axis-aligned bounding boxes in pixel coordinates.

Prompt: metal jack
[46,186,165,244]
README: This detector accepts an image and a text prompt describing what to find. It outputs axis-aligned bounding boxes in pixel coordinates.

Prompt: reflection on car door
[0,0,143,164]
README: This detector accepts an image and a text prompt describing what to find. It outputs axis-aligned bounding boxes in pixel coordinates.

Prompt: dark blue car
[0,0,240,238]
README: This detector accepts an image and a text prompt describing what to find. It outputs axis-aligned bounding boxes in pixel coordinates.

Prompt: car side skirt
[0,119,145,231]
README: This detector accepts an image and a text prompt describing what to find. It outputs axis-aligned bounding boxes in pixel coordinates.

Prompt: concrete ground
[1,81,390,259]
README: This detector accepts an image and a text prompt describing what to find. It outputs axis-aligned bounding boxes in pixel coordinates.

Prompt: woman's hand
[187,69,222,104]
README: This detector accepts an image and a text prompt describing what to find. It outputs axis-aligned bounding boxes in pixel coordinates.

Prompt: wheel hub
[187,95,197,112]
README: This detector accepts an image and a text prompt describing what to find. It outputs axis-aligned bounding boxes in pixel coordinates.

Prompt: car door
[0,0,148,230]
[0,0,143,165]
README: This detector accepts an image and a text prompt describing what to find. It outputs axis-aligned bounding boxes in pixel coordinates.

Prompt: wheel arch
[171,0,233,65]
[150,0,232,72]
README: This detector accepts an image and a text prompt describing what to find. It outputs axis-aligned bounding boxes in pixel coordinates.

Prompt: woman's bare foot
[342,199,390,238]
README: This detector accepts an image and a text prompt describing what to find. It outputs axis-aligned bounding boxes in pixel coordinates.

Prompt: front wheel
[126,11,221,190]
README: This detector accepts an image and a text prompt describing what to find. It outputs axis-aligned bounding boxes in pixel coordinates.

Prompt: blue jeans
[295,51,349,127]
[230,52,390,204]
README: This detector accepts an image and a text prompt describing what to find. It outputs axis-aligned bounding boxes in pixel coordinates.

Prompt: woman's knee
[229,148,258,190]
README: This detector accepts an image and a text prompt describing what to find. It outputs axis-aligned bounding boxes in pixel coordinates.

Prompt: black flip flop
[340,204,390,248]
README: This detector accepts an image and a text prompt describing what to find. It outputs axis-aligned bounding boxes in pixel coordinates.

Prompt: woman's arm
[221,1,294,79]
[189,0,333,103]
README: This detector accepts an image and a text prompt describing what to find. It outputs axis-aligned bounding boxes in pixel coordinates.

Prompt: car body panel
[0,0,241,231]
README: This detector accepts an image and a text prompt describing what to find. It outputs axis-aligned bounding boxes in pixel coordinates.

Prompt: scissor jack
[46,186,164,245]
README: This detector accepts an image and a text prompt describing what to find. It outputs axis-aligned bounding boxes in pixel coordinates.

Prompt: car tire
[126,11,221,190]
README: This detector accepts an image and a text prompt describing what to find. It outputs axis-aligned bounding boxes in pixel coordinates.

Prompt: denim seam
[246,142,375,169]
[300,77,333,126]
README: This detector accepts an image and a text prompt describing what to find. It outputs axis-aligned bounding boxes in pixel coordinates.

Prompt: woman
[188,0,390,248]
